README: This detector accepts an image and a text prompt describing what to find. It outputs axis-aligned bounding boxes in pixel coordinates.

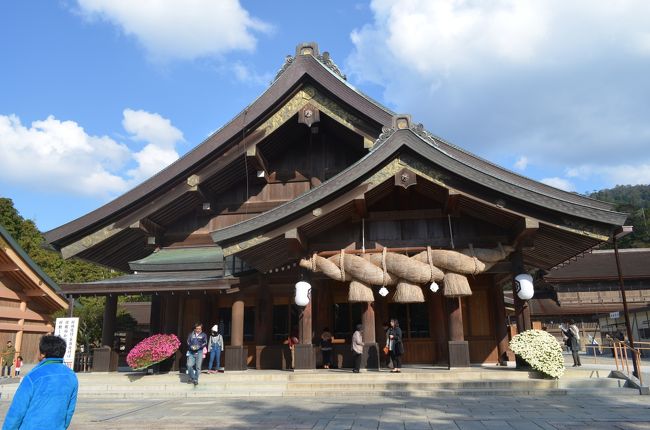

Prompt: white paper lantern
[429,282,439,293]
[378,286,389,297]
[294,281,311,306]
[514,273,534,300]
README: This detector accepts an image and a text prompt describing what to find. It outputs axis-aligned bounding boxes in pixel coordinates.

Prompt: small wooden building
[0,225,67,367]
[44,43,628,371]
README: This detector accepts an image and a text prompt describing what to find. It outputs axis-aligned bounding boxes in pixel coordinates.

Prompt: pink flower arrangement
[126,334,180,370]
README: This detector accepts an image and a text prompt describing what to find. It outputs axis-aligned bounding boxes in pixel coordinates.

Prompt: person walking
[207,324,224,374]
[2,335,78,430]
[13,356,22,377]
[1,340,15,378]
[320,328,333,369]
[186,322,207,385]
[288,329,299,370]
[387,318,404,373]
[351,324,363,373]
[561,319,581,367]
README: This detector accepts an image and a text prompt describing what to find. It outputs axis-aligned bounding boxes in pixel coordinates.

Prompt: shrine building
[44,43,628,371]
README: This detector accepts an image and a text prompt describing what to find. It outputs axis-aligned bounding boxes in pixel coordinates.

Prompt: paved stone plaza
[2,393,650,429]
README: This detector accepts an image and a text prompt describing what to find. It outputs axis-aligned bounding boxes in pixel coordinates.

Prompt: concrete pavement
[2,392,649,429]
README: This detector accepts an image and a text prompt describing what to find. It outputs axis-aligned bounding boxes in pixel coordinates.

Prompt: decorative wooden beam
[0,263,20,272]
[353,198,368,218]
[245,145,269,181]
[511,217,539,249]
[284,228,307,257]
[298,104,320,128]
[129,218,165,246]
[395,168,417,189]
[444,189,461,215]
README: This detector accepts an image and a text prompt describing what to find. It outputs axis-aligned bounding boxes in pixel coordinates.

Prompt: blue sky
[2,1,650,232]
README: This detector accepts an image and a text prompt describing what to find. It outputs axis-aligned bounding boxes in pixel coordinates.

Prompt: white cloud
[0,110,184,197]
[231,62,273,86]
[514,156,529,171]
[541,177,575,192]
[0,114,130,197]
[75,0,272,61]
[566,164,650,187]
[123,109,183,183]
[347,1,650,189]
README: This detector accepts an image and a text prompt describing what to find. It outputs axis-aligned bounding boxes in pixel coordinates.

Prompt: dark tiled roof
[129,246,224,272]
[212,127,627,245]
[544,249,650,281]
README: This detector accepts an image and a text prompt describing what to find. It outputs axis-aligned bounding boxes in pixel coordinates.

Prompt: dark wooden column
[295,295,314,370]
[511,249,531,333]
[101,295,118,348]
[492,280,509,365]
[93,294,119,372]
[362,302,379,369]
[149,294,162,335]
[226,298,246,370]
[447,297,470,368]
[255,281,273,369]
[431,292,448,365]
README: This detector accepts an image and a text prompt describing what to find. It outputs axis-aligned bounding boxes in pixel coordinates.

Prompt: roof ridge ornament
[274,42,347,82]
[372,115,439,148]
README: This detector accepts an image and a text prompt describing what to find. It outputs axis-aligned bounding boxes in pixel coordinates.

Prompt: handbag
[383,346,389,355]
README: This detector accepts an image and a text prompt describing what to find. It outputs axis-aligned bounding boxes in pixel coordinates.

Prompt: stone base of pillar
[447,341,470,368]
[294,344,315,370]
[92,347,118,372]
[225,345,247,371]
[362,343,379,370]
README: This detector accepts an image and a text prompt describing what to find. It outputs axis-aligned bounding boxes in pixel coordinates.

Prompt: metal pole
[613,235,640,377]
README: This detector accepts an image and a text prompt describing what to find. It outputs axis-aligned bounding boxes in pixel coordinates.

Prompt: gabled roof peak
[275,42,347,82]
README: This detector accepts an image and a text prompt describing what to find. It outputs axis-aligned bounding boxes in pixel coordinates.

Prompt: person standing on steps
[1,340,15,378]
[186,322,207,385]
[351,324,363,373]
[561,319,581,367]
[207,324,224,374]
[320,328,333,369]
[387,318,404,373]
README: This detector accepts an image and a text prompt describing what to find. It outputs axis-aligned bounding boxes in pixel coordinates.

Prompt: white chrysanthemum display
[509,329,565,378]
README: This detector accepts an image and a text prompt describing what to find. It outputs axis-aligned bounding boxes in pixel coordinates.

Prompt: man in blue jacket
[2,335,78,430]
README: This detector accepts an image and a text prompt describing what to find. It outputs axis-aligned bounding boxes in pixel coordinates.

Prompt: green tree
[1,197,130,347]
[589,185,650,248]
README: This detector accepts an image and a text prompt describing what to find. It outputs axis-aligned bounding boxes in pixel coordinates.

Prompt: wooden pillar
[12,300,26,377]
[294,297,315,370]
[149,294,162,335]
[299,299,312,344]
[231,299,244,346]
[101,295,118,348]
[447,297,469,368]
[67,296,74,318]
[226,298,246,370]
[255,279,273,369]
[431,293,447,365]
[511,249,531,333]
[256,281,272,345]
[362,302,379,369]
[492,279,509,365]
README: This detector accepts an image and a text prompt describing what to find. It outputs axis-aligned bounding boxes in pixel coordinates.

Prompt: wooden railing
[613,341,648,386]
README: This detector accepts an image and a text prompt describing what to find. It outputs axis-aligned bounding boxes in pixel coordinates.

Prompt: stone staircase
[0,366,641,400]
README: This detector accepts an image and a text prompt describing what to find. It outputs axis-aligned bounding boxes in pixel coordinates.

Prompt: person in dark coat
[561,319,581,367]
[186,322,208,385]
[387,318,404,373]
